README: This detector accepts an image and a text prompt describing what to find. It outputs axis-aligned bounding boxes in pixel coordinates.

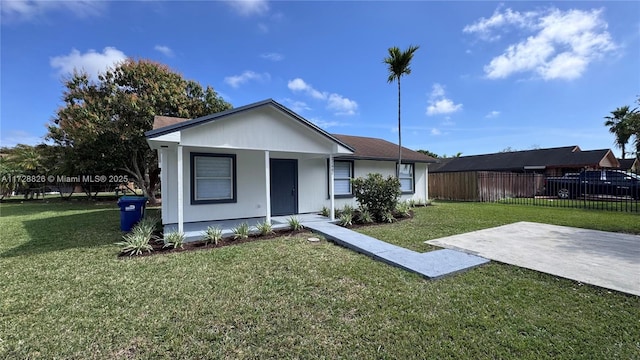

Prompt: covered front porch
[164,213,335,242]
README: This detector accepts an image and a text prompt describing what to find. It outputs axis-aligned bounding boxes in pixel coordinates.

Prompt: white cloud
[485,110,501,118]
[224,70,270,88]
[463,7,538,41]
[309,118,342,129]
[224,0,269,16]
[154,45,174,57]
[426,83,462,116]
[431,128,442,136]
[1,0,106,23]
[288,78,326,99]
[283,98,311,113]
[465,7,617,80]
[50,47,127,80]
[327,94,358,116]
[260,52,284,61]
[288,78,358,116]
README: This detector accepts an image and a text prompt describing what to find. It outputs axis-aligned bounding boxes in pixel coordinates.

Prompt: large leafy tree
[384,45,419,173]
[604,105,636,159]
[48,59,232,203]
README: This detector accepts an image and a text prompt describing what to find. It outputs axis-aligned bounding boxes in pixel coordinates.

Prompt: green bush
[256,221,274,236]
[231,222,250,240]
[203,226,223,245]
[341,204,354,217]
[382,210,396,223]
[116,226,153,256]
[163,231,185,249]
[287,216,304,231]
[396,201,411,218]
[357,209,374,224]
[351,173,401,222]
[339,213,353,227]
[320,206,330,217]
[134,215,159,242]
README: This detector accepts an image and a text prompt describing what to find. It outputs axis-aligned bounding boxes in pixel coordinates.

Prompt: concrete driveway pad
[426,222,640,296]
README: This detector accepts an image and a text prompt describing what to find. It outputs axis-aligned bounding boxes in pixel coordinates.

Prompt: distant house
[618,158,639,173]
[145,99,436,233]
[431,146,619,177]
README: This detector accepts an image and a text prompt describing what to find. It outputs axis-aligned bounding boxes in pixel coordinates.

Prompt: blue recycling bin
[117,196,148,232]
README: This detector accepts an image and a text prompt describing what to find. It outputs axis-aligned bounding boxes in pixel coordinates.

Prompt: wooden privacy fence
[429,171,545,201]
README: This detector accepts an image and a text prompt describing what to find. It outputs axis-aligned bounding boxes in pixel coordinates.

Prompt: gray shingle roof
[333,134,436,163]
[431,146,618,172]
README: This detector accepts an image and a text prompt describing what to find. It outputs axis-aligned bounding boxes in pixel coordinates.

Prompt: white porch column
[177,144,184,233]
[264,150,271,224]
[425,164,430,203]
[329,154,335,221]
[159,147,169,225]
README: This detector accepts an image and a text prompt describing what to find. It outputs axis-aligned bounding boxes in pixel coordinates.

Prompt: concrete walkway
[426,222,640,296]
[305,222,489,279]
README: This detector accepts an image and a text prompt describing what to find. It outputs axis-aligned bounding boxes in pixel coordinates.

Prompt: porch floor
[164,213,334,242]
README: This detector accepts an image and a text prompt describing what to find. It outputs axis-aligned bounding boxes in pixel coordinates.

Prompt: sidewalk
[305,222,489,279]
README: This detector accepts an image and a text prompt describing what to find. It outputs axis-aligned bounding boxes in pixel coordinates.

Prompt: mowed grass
[1,200,639,359]
[359,201,640,252]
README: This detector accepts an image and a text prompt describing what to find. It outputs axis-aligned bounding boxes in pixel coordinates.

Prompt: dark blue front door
[270,159,298,216]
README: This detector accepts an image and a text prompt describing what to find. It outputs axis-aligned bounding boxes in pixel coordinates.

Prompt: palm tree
[604,106,636,159]
[384,45,419,175]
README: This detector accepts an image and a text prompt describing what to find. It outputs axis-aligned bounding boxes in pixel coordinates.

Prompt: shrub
[351,173,401,222]
[339,213,353,227]
[163,231,185,249]
[203,226,223,245]
[357,209,374,224]
[116,226,153,256]
[407,199,417,208]
[320,206,330,217]
[396,201,411,218]
[134,215,159,242]
[382,210,396,223]
[232,222,250,240]
[256,221,274,236]
[287,216,304,231]
[341,204,354,217]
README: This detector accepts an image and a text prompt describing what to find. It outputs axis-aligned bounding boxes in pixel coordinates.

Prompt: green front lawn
[1,201,638,359]
[359,201,640,252]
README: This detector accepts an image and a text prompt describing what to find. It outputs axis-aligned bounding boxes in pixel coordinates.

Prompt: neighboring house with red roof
[146,99,436,233]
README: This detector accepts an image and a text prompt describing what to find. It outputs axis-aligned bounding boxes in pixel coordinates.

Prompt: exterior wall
[163,147,431,224]
[332,160,429,209]
[163,148,335,224]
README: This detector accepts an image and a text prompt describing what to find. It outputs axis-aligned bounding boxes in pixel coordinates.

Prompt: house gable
[180,105,350,154]
[146,99,353,155]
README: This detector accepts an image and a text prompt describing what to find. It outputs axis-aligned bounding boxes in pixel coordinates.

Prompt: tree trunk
[397,77,402,177]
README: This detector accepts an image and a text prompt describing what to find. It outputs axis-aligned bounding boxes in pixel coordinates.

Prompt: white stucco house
[145,99,436,233]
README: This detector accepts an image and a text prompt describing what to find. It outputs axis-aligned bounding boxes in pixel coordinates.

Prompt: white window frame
[331,160,354,198]
[398,163,415,194]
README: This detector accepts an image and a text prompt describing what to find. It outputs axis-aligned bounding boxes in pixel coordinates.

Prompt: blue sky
[1,1,639,157]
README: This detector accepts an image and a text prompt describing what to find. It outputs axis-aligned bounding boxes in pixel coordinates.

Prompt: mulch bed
[118,210,418,258]
[118,228,310,258]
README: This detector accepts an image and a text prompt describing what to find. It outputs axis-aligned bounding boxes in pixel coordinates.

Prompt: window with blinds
[334,161,353,196]
[398,163,414,193]
[191,153,236,204]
